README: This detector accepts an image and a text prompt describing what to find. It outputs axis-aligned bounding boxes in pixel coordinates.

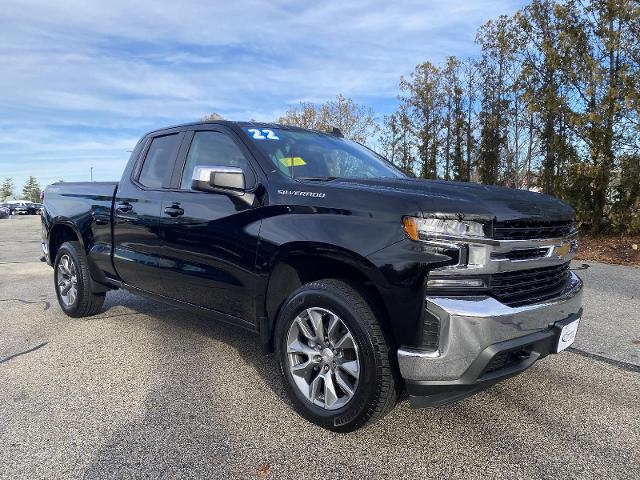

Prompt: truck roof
[144,120,339,138]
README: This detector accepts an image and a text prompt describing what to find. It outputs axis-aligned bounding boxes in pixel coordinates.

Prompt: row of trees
[1,177,43,203]
[276,94,378,144]
[276,0,639,234]
[379,0,639,233]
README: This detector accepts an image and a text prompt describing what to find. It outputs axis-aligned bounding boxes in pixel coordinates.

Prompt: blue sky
[0,0,525,192]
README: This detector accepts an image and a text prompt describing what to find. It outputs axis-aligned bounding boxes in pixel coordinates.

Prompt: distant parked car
[25,203,38,215]
[4,200,36,215]
[0,206,9,219]
[32,203,44,214]
[12,203,29,215]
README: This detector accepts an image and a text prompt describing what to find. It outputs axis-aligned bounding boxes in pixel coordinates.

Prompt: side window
[180,131,250,190]
[138,133,180,188]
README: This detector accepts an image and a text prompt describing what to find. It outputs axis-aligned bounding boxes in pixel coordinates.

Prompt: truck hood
[324,177,574,222]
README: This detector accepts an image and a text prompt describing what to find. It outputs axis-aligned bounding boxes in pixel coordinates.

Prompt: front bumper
[41,241,49,264]
[398,271,583,407]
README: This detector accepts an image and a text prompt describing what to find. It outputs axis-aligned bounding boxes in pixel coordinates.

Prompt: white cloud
[0,0,526,188]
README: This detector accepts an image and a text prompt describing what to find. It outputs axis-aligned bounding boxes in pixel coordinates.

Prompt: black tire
[53,241,105,317]
[275,279,398,432]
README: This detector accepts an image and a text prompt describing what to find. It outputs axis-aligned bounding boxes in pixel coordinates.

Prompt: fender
[47,217,86,257]
[266,241,388,286]
[258,241,396,351]
[47,216,112,292]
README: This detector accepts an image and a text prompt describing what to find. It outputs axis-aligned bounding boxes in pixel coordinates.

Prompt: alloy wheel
[286,307,360,410]
[57,254,78,307]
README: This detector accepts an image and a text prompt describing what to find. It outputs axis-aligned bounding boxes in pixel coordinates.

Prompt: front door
[157,127,264,324]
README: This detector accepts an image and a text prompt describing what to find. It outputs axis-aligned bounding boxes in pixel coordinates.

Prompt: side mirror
[191,166,246,193]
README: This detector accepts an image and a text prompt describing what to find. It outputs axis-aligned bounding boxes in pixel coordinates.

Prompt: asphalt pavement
[1,215,639,479]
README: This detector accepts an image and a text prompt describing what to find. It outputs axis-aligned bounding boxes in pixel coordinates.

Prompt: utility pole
[90,167,94,182]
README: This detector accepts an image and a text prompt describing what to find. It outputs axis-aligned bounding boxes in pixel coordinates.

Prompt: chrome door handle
[116,201,132,213]
[163,205,184,217]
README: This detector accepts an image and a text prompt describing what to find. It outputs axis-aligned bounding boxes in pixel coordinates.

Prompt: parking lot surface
[1,215,639,479]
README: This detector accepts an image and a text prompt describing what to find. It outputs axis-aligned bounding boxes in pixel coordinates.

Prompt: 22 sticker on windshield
[246,128,279,140]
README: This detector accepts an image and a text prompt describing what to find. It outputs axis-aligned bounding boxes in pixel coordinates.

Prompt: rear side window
[180,131,250,189]
[138,134,180,188]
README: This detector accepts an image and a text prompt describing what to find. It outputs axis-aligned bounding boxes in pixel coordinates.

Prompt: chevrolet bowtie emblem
[554,242,571,258]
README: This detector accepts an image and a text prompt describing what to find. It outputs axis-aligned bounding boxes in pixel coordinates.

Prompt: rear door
[157,125,264,325]
[112,130,184,293]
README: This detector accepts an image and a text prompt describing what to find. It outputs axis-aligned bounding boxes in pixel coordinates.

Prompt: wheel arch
[262,243,395,353]
[48,219,111,293]
[48,220,84,262]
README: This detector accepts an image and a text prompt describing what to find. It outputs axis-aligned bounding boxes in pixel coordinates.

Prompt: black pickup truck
[42,121,583,432]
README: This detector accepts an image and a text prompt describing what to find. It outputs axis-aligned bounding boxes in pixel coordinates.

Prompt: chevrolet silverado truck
[42,121,583,432]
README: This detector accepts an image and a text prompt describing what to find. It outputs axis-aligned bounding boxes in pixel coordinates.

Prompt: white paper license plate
[555,318,580,353]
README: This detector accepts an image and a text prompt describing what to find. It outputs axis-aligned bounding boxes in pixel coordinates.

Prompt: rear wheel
[54,241,105,317]
[275,279,398,432]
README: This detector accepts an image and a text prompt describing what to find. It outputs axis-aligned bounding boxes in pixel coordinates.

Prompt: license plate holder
[554,317,580,353]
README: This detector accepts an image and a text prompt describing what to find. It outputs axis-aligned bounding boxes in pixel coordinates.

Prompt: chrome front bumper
[41,241,50,264]
[398,271,583,383]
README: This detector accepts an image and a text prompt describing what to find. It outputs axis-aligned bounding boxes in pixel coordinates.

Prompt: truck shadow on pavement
[82,295,293,478]
[80,294,640,479]
[99,290,292,406]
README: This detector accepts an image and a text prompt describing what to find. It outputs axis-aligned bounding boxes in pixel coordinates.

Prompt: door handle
[116,201,132,213]
[163,204,184,217]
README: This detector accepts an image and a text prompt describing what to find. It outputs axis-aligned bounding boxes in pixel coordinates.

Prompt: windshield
[244,128,406,180]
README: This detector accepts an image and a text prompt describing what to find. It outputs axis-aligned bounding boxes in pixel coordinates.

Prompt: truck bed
[45,181,118,198]
[43,181,119,279]
[44,182,118,216]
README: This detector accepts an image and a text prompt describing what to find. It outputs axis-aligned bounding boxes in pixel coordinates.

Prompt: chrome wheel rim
[57,254,78,307]
[286,307,360,410]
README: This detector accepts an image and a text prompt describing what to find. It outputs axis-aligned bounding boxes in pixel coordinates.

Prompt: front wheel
[54,241,105,317]
[275,279,398,432]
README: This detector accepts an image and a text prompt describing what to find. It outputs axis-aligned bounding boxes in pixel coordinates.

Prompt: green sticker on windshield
[280,157,306,167]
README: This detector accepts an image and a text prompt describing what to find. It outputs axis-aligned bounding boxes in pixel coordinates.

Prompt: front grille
[493,220,575,240]
[491,247,549,261]
[490,262,572,307]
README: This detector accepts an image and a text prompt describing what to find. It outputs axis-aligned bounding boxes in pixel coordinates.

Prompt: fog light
[426,278,485,288]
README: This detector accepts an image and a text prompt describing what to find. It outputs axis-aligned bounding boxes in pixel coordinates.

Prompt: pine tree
[515,0,564,193]
[399,62,442,179]
[397,108,415,176]
[476,16,517,185]
[1,177,14,201]
[442,57,462,180]
[462,59,478,182]
[380,113,401,166]
[380,108,416,176]
[441,57,467,181]
[22,176,41,203]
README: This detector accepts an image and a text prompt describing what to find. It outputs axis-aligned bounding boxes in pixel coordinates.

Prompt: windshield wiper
[295,176,338,182]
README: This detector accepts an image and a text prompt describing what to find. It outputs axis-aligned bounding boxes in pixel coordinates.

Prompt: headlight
[402,216,485,241]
